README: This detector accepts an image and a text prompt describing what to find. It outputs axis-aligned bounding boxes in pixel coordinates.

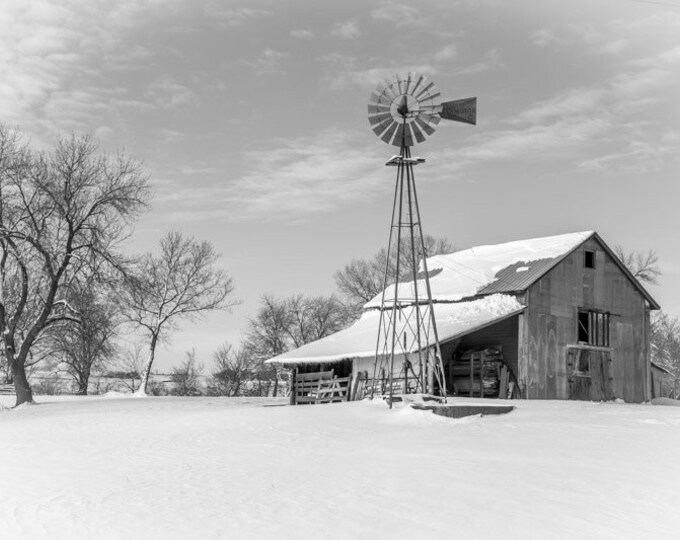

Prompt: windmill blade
[374,81,395,101]
[410,121,426,143]
[417,91,441,105]
[391,123,405,147]
[380,121,400,145]
[368,111,392,127]
[414,116,436,136]
[414,81,435,101]
[410,72,425,97]
[369,92,392,107]
[373,116,395,138]
[368,102,390,115]
[403,123,415,147]
[384,77,399,96]
[440,97,477,125]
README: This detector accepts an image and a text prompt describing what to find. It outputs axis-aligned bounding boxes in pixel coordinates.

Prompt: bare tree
[124,231,237,395]
[650,312,680,399]
[211,343,257,396]
[245,294,352,396]
[50,278,120,395]
[246,295,295,398]
[109,341,147,393]
[170,349,204,396]
[335,235,454,315]
[614,245,661,285]
[0,126,150,405]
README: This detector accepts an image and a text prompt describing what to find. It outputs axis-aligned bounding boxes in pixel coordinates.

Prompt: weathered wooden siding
[521,237,649,402]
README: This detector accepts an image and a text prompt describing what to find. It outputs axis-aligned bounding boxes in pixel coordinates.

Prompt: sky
[1,0,679,371]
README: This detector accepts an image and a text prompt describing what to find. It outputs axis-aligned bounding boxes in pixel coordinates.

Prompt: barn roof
[365,231,659,309]
[267,294,524,365]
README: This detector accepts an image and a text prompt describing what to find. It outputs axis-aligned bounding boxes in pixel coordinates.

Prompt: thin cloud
[145,127,397,223]
[433,42,680,178]
[240,48,289,77]
[203,5,270,28]
[434,44,457,62]
[578,135,680,174]
[331,21,361,39]
[290,29,315,40]
[0,1,186,139]
[454,49,504,75]
[146,78,197,109]
[317,55,438,91]
[151,129,387,223]
[371,1,428,28]
[225,129,385,220]
[530,29,566,48]
[514,87,606,125]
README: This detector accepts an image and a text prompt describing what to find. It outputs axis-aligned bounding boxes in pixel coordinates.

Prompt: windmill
[367,72,476,406]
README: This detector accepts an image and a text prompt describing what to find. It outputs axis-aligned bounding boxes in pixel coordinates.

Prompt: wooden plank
[296,371,334,382]
[499,366,508,399]
[479,353,485,398]
[590,350,605,401]
[290,368,297,405]
[352,371,366,401]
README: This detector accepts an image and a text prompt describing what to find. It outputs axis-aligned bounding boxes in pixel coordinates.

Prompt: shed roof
[267,294,524,365]
[651,361,670,374]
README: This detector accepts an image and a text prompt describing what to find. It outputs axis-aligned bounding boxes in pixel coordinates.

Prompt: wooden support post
[290,367,297,405]
[499,366,509,399]
[404,360,409,394]
[480,353,485,398]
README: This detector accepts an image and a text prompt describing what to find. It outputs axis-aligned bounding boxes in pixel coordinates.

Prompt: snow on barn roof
[364,231,595,308]
[267,294,523,365]
[267,230,659,365]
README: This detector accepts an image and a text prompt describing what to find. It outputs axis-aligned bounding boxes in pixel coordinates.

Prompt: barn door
[567,348,614,401]
[567,348,591,400]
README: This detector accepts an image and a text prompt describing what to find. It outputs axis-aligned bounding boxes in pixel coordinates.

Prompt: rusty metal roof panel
[476,258,560,295]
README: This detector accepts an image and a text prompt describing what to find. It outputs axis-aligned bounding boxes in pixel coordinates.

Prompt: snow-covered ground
[1,395,679,539]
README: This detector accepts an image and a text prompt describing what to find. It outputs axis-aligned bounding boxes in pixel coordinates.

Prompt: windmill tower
[367,72,476,405]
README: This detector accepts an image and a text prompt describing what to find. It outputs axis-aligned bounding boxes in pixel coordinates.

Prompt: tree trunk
[11,355,33,406]
[76,380,89,395]
[136,334,158,396]
[76,366,91,395]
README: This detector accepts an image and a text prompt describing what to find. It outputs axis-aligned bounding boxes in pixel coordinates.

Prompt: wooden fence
[291,370,351,405]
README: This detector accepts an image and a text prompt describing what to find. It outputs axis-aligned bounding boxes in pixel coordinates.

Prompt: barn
[267,231,659,403]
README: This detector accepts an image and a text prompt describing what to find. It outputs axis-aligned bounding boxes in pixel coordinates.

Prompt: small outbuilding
[268,231,659,403]
[650,361,669,398]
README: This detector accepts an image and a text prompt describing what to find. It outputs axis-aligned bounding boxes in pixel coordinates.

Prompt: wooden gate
[291,370,352,405]
[567,347,614,401]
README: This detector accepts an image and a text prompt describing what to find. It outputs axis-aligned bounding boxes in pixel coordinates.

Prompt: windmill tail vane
[366,72,476,407]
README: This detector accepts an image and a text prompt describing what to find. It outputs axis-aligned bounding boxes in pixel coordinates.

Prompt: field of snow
[1,395,679,539]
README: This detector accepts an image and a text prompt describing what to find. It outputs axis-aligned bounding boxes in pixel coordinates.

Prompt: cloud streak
[428,42,680,180]
[225,129,386,220]
[151,128,389,223]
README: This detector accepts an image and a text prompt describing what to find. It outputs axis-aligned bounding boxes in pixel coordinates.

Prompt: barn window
[577,310,610,347]
[584,250,595,269]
